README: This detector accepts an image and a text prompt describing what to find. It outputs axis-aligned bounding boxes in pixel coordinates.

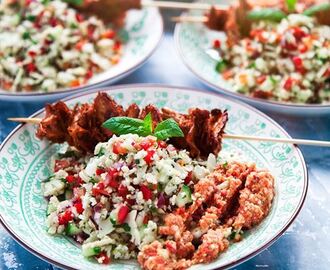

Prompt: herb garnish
[102,113,184,141]
[303,3,330,16]
[63,0,84,6]
[286,0,297,12]
[247,8,287,22]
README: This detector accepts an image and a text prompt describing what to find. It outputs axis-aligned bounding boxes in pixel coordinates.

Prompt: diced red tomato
[157,141,167,149]
[213,39,221,49]
[25,63,36,73]
[140,185,152,200]
[54,159,71,172]
[101,30,115,39]
[143,214,150,224]
[96,168,105,176]
[49,17,58,27]
[73,198,84,214]
[28,51,37,57]
[66,175,76,183]
[184,171,192,184]
[140,139,154,150]
[292,56,305,73]
[58,209,74,225]
[105,168,119,188]
[66,175,83,187]
[113,41,121,51]
[75,13,84,22]
[144,150,155,165]
[323,67,330,78]
[85,69,93,80]
[117,205,129,224]
[96,252,110,264]
[92,182,110,196]
[298,44,308,53]
[118,184,128,197]
[125,198,136,206]
[284,77,295,91]
[291,27,307,40]
[256,75,266,84]
[112,142,127,155]
[87,25,96,40]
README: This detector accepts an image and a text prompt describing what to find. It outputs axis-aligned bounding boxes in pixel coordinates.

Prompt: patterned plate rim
[174,14,330,109]
[0,84,308,270]
[0,7,164,98]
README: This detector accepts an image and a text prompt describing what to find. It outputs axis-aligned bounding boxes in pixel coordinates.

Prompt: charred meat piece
[125,103,140,118]
[36,92,229,158]
[76,0,141,27]
[36,102,73,144]
[161,107,228,158]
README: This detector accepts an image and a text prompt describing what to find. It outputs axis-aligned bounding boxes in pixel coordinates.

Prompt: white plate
[0,84,307,269]
[174,0,330,116]
[0,7,163,102]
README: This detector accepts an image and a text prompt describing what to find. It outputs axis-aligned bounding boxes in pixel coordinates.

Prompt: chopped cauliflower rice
[0,0,122,92]
[43,134,275,269]
[213,14,330,104]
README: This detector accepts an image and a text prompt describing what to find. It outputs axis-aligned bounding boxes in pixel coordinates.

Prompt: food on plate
[76,0,141,27]
[209,0,330,103]
[0,0,124,92]
[41,92,275,269]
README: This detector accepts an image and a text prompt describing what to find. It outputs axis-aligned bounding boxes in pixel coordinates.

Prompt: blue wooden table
[1,34,330,270]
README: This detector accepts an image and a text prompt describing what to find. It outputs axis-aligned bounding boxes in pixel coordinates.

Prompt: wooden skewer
[7,117,330,147]
[172,15,208,23]
[142,0,227,11]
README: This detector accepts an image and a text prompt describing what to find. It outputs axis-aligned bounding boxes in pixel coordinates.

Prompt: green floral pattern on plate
[0,86,307,270]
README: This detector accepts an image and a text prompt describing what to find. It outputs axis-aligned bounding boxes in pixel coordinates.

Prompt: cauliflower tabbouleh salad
[213,14,330,103]
[0,0,122,92]
[44,134,275,269]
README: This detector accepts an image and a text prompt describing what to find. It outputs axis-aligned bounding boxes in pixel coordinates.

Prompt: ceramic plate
[0,7,163,102]
[0,85,307,269]
[174,0,330,115]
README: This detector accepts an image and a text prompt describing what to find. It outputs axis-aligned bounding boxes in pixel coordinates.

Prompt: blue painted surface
[1,34,330,270]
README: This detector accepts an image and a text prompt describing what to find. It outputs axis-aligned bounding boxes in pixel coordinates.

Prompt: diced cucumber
[176,185,192,207]
[65,222,81,236]
[65,190,73,200]
[82,246,101,257]
[47,203,57,215]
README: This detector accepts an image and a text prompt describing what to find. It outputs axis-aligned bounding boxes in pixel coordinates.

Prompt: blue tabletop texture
[1,33,330,270]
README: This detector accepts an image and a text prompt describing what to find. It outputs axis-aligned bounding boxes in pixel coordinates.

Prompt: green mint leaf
[143,113,153,134]
[63,0,84,6]
[154,118,184,141]
[247,9,287,22]
[303,3,330,16]
[286,0,297,12]
[102,117,148,136]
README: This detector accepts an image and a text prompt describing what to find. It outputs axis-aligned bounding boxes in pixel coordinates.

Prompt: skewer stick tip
[171,16,208,23]
[8,117,42,124]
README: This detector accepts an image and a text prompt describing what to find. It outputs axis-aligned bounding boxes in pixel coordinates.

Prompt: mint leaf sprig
[286,0,297,12]
[247,8,287,22]
[102,113,184,141]
[303,3,330,16]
